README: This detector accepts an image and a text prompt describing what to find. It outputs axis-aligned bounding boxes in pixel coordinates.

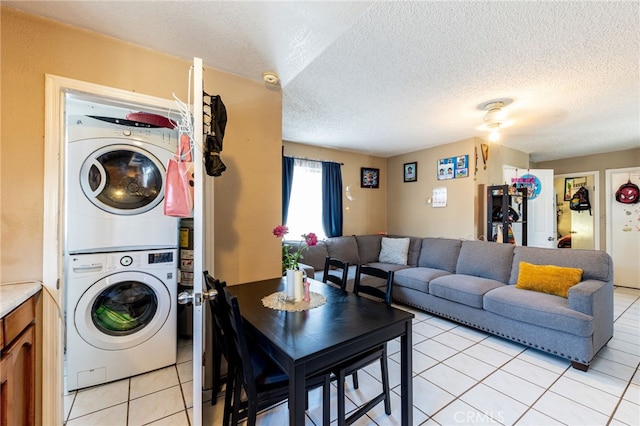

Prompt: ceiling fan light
[478,98,512,141]
[484,107,506,124]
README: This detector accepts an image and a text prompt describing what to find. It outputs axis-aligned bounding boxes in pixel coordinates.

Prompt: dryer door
[74,271,171,350]
[80,145,166,215]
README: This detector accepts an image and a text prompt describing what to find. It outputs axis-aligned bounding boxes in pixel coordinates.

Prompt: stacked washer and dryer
[65,112,181,391]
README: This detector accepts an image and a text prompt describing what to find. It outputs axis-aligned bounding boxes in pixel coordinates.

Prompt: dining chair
[336,265,395,425]
[216,284,331,426]
[322,256,349,290]
[203,271,231,409]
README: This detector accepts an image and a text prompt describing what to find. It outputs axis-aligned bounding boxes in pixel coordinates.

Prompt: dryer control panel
[68,249,177,276]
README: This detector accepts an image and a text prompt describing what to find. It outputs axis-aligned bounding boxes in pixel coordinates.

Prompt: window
[286,159,327,240]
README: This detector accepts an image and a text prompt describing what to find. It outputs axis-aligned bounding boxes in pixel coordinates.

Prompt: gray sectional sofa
[288,234,614,370]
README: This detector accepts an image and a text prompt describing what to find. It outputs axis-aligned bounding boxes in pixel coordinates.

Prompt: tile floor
[64,286,640,425]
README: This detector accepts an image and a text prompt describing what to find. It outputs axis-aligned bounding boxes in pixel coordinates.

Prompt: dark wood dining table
[228,277,414,425]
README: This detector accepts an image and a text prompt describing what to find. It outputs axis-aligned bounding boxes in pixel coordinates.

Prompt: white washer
[65,249,177,391]
[66,115,179,253]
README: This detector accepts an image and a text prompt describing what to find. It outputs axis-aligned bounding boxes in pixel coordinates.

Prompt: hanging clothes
[204,94,228,177]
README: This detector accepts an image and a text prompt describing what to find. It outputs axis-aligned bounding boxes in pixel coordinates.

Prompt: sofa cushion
[418,238,462,272]
[456,240,514,283]
[325,236,360,265]
[408,237,423,266]
[484,285,593,337]
[429,274,505,308]
[379,237,410,265]
[285,240,328,271]
[509,246,612,285]
[394,267,451,292]
[388,235,422,267]
[515,262,583,298]
[355,234,382,263]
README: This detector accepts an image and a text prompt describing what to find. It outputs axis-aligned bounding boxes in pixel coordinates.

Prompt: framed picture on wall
[564,178,574,201]
[437,158,455,180]
[437,155,469,180]
[361,167,380,188]
[404,162,417,182]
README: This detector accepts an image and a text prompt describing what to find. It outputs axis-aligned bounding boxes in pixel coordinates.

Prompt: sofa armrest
[297,262,315,279]
[568,280,610,316]
[568,279,614,353]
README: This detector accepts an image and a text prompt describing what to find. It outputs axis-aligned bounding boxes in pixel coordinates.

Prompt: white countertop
[0,282,42,318]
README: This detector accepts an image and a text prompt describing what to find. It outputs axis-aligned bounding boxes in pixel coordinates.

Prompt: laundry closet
[63,94,183,391]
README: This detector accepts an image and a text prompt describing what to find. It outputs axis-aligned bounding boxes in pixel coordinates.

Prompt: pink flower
[273,225,289,238]
[304,233,318,246]
[274,225,318,272]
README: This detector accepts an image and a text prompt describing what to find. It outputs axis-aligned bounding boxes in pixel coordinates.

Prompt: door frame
[43,75,181,424]
[554,171,600,250]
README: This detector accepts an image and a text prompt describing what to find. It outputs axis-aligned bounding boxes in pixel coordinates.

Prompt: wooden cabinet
[1,294,37,426]
[487,184,528,245]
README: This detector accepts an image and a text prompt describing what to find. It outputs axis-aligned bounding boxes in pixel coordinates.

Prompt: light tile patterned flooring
[64,286,640,425]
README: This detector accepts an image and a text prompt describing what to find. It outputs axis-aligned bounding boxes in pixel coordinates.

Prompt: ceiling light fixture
[478,98,513,142]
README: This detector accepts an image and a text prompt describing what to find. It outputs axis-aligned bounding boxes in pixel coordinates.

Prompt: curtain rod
[283,154,343,166]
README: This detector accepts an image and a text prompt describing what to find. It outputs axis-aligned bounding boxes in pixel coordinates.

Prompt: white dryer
[65,249,177,391]
[66,115,179,253]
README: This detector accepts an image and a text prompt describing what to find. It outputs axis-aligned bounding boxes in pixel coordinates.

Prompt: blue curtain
[322,161,343,237]
[282,156,295,224]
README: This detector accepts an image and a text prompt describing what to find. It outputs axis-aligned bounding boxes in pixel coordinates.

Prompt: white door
[571,209,595,249]
[555,172,600,250]
[504,167,556,248]
[568,175,595,249]
[191,57,206,426]
[606,167,640,289]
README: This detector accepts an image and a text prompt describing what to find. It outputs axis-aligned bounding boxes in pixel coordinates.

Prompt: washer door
[74,271,171,350]
[80,144,165,215]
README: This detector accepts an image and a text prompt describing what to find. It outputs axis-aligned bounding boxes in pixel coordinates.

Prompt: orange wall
[1,8,282,284]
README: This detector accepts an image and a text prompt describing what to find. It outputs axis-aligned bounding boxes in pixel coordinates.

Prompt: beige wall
[535,148,640,250]
[1,8,282,284]
[282,142,387,235]
[387,138,529,240]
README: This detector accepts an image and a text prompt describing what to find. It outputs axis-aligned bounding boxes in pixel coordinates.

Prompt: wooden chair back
[322,256,349,290]
[353,265,394,305]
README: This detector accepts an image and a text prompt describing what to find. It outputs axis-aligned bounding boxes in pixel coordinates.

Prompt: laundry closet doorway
[43,73,211,424]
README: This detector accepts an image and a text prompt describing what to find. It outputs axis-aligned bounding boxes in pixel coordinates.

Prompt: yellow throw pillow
[515,261,583,298]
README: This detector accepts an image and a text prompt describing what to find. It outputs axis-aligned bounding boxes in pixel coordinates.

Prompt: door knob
[178,288,217,306]
[177,290,193,305]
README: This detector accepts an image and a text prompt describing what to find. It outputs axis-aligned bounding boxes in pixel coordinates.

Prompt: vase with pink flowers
[273,225,317,301]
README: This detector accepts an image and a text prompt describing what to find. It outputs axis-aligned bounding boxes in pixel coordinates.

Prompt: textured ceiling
[5,1,639,162]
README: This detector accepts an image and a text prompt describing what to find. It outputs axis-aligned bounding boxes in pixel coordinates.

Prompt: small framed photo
[564,178,574,201]
[403,162,417,182]
[361,167,380,188]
